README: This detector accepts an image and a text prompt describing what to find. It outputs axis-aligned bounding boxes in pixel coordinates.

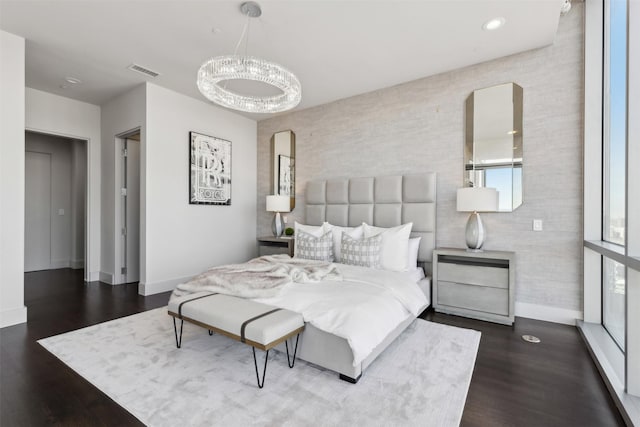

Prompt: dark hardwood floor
[0,269,625,426]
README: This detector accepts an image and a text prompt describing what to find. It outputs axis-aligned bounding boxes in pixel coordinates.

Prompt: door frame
[24,128,90,281]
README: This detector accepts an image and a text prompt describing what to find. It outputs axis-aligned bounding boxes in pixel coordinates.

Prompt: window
[582,0,640,411]
[603,0,627,246]
[603,257,626,348]
[601,0,628,347]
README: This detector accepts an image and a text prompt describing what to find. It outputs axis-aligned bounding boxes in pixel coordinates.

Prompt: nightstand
[432,248,515,325]
[257,236,294,257]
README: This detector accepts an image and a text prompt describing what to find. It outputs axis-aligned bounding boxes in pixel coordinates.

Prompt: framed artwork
[189,131,231,205]
[278,154,293,196]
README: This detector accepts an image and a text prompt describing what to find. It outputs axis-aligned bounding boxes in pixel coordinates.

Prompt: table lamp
[266,195,291,237]
[456,187,498,251]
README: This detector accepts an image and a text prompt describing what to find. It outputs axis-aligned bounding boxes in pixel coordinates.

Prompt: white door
[125,138,140,283]
[25,151,51,271]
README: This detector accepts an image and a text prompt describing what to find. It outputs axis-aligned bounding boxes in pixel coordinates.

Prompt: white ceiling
[0,0,565,120]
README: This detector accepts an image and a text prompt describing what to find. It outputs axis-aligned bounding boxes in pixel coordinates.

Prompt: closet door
[25,151,51,271]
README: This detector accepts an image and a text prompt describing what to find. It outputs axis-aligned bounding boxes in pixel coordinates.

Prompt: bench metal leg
[285,334,300,368]
[173,317,183,348]
[208,330,213,336]
[252,347,269,389]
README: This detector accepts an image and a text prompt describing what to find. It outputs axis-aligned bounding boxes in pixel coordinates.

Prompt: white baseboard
[1,305,27,328]
[139,275,191,296]
[50,260,71,269]
[87,271,100,282]
[99,271,114,285]
[71,259,84,269]
[515,302,583,325]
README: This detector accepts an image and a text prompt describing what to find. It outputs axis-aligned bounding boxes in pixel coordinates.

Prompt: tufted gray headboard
[305,173,436,269]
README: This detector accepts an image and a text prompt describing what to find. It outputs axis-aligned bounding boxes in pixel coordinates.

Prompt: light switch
[58,209,65,216]
[533,219,543,231]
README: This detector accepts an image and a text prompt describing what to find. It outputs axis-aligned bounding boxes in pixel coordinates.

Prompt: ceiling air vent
[127,64,160,78]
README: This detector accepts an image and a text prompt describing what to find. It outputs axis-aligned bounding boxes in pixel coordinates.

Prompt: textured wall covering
[257,6,584,313]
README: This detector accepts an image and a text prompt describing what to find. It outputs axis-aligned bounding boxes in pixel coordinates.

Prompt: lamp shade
[266,195,291,213]
[456,187,498,212]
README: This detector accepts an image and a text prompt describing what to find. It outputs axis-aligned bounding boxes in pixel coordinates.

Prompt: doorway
[24,131,87,274]
[116,130,140,284]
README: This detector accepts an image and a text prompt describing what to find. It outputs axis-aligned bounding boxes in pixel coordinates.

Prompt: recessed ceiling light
[65,76,82,84]
[483,17,506,31]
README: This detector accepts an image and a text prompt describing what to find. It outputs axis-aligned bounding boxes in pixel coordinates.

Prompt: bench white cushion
[168,292,304,347]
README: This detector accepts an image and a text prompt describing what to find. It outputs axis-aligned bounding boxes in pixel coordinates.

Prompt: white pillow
[407,237,422,271]
[362,222,413,271]
[294,221,332,255]
[327,224,363,262]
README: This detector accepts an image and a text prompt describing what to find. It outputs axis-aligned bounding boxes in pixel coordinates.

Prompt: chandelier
[197,2,302,114]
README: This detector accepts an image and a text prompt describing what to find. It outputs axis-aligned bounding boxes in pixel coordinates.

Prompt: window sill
[585,240,625,262]
[584,240,640,272]
[578,321,640,426]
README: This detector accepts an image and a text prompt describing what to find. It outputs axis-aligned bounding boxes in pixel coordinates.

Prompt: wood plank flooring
[0,269,625,426]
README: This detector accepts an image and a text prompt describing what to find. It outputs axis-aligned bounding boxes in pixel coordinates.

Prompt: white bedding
[255,263,429,366]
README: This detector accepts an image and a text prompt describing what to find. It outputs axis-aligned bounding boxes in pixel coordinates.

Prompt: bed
[266,173,436,382]
[171,173,436,383]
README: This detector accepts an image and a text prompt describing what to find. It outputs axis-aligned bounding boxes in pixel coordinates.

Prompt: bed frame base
[339,373,362,384]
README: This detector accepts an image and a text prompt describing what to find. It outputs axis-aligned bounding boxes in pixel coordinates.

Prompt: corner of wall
[0,306,28,329]
[0,30,26,327]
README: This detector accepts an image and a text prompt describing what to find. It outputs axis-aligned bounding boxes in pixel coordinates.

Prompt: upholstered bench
[168,292,305,388]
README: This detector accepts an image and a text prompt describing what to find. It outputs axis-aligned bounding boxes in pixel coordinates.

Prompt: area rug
[39,308,480,427]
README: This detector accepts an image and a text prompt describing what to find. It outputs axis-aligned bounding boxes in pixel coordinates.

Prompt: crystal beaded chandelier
[197,2,302,114]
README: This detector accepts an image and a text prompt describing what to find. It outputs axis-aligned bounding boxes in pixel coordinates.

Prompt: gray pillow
[295,230,334,262]
[340,233,382,268]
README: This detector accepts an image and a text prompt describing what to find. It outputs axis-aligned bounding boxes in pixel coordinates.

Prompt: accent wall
[256,5,585,324]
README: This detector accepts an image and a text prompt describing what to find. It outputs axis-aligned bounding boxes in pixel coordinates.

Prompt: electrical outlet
[58,209,65,216]
[533,219,543,231]
[283,215,288,224]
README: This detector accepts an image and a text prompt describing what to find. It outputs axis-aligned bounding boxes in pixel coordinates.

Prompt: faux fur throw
[170,255,342,301]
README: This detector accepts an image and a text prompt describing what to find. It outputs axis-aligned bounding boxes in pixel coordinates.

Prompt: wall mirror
[271,130,295,211]
[465,82,523,212]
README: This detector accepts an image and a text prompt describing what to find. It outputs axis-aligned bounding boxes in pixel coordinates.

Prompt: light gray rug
[39,308,480,427]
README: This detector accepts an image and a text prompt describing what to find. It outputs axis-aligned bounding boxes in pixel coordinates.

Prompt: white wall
[25,132,74,268]
[100,84,146,284]
[142,83,257,295]
[25,88,101,281]
[0,30,27,327]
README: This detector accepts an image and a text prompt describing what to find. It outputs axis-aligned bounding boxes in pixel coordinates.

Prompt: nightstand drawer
[437,281,509,315]
[438,262,508,289]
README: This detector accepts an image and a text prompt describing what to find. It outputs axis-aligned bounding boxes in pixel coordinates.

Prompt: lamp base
[465,248,485,253]
[271,212,285,237]
[465,211,486,250]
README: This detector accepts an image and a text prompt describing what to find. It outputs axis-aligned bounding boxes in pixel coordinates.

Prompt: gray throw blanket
[170,255,341,302]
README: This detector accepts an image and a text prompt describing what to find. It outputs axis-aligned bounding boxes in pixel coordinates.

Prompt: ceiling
[0,1,565,120]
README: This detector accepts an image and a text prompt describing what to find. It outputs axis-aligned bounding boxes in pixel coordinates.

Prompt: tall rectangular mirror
[271,130,295,211]
[465,82,523,211]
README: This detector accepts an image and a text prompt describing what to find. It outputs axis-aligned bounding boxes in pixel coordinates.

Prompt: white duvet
[255,263,429,366]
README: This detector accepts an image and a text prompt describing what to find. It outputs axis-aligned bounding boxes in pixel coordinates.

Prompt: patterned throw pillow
[340,233,382,268]
[295,230,334,262]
